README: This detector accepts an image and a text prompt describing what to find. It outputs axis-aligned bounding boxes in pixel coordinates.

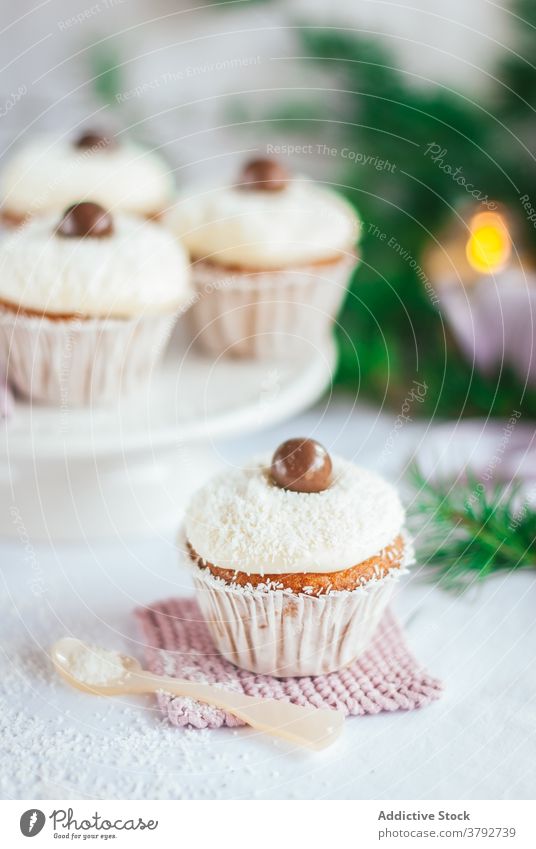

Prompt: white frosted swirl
[0,213,191,317]
[166,177,360,269]
[184,456,405,575]
[1,136,174,217]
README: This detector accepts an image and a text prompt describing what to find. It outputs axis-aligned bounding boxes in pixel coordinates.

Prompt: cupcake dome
[166,165,359,269]
[185,452,404,574]
[185,438,410,676]
[0,133,174,220]
[167,158,360,360]
[0,206,191,318]
[0,202,192,405]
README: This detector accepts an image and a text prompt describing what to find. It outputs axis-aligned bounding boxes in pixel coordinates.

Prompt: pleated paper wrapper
[188,253,357,359]
[0,308,177,406]
[191,539,414,678]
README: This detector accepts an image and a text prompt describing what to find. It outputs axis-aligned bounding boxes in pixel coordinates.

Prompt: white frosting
[1,136,174,217]
[166,177,360,269]
[184,456,405,575]
[0,213,191,317]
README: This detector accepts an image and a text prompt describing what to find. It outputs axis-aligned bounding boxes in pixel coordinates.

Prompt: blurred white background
[0,0,514,183]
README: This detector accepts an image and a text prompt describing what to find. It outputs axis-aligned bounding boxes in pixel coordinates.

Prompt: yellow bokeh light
[465,211,512,274]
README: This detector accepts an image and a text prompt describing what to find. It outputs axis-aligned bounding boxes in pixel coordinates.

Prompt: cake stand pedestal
[0,332,336,540]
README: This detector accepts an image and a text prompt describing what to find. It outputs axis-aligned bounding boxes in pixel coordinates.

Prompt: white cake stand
[0,331,336,540]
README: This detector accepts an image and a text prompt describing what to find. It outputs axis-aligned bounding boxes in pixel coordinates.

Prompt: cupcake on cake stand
[0,328,336,540]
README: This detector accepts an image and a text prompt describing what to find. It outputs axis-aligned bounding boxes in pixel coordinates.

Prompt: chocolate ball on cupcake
[166,157,360,358]
[0,202,191,405]
[0,130,174,226]
[184,438,413,676]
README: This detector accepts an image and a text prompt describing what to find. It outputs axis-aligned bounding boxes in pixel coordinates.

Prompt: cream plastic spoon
[51,638,344,750]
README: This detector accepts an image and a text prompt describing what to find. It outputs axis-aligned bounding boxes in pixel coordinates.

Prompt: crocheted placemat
[134,597,442,729]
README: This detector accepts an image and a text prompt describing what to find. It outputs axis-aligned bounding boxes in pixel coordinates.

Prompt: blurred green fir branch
[297,19,536,416]
[409,465,536,591]
[88,44,124,106]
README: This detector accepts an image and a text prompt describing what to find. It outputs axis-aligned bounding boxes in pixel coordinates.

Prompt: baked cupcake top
[0,132,174,219]
[166,157,360,270]
[184,438,405,575]
[0,203,191,318]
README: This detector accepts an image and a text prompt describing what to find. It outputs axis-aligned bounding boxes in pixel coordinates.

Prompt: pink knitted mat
[134,597,442,729]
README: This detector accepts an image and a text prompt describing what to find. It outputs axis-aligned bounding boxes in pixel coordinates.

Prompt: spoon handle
[133,672,344,750]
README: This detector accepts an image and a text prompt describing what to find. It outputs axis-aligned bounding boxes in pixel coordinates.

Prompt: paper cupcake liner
[190,542,412,677]
[187,253,357,359]
[0,308,177,406]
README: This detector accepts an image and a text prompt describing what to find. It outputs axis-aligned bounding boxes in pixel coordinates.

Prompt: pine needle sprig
[408,465,536,591]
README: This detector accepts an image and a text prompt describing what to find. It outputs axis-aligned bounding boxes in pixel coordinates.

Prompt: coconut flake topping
[184,456,405,575]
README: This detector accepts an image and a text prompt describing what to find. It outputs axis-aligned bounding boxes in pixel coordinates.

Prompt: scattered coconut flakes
[0,594,256,800]
[64,643,126,686]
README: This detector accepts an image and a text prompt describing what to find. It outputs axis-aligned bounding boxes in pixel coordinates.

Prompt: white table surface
[1,400,535,800]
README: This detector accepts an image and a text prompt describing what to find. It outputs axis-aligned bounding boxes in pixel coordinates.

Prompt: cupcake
[183,437,412,677]
[166,158,360,358]
[0,202,191,406]
[0,131,174,226]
